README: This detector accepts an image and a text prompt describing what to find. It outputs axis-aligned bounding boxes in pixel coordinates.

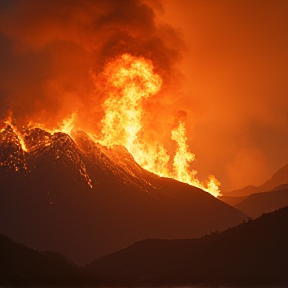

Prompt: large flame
[0,54,220,197]
[97,54,220,197]
[3,113,28,152]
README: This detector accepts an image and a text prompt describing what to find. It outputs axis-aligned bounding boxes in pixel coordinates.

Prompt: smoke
[161,0,288,191]
[0,0,183,131]
[1,0,287,191]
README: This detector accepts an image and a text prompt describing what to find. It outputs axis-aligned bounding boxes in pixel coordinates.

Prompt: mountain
[225,163,288,197]
[0,234,100,286]
[273,183,288,191]
[260,163,288,192]
[219,195,247,206]
[235,188,288,218]
[87,207,288,286]
[0,124,246,265]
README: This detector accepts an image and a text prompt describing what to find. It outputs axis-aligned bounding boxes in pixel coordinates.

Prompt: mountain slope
[235,188,288,218]
[260,163,288,192]
[87,207,288,286]
[0,234,100,286]
[0,125,246,264]
[226,163,288,197]
[219,195,247,206]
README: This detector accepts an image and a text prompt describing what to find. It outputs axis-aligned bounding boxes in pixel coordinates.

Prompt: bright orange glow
[1,113,93,188]
[97,54,221,197]
[99,54,162,149]
[28,112,77,137]
[171,121,196,184]
[3,113,28,152]
[0,54,220,197]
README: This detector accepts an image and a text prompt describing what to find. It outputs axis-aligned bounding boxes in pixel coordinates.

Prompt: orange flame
[28,112,77,137]
[1,54,220,197]
[3,112,28,152]
[99,54,162,149]
[97,54,221,197]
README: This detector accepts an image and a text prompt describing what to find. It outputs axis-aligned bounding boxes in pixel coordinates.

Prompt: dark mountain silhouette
[224,184,259,197]
[219,195,247,206]
[235,188,288,218]
[0,234,101,286]
[260,163,288,191]
[0,124,246,265]
[224,163,288,197]
[273,183,288,191]
[87,207,288,286]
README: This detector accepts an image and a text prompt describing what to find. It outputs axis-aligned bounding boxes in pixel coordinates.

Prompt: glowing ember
[97,54,220,197]
[0,113,92,189]
[27,113,77,136]
[4,113,28,152]
[0,54,220,197]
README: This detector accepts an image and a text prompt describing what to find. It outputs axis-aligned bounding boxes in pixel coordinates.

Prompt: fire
[171,121,196,184]
[99,54,162,149]
[0,54,220,197]
[97,54,221,197]
[0,113,93,189]
[3,113,28,152]
[27,112,77,136]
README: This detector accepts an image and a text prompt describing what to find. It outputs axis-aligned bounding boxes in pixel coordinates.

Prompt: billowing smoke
[1,0,287,191]
[0,0,183,132]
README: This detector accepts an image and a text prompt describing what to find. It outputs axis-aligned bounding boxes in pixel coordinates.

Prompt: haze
[0,0,287,191]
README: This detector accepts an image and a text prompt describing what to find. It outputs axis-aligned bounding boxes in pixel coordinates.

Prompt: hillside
[225,163,288,197]
[235,188,288,218]
[0,234,100,286]
[87,207,288,286]
[0,124,247,264]
[219,195,247,206]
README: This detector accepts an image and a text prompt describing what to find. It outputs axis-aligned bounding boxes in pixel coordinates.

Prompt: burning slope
[0,122,245,264]
[97,54,220,196]
[1,54,220,196]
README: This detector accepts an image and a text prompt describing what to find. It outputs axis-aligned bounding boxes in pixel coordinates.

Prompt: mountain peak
[0,125,246,264]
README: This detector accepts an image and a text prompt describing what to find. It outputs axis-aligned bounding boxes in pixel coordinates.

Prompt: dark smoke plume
[0,0,183,130]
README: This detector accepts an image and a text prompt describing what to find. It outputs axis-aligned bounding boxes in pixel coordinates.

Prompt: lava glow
[98,54,220,197]
[3,114,28,152]
[0,54,220,197]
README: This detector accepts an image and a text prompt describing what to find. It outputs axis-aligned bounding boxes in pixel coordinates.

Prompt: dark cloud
[0,0,183,129]
[1,0,287,191]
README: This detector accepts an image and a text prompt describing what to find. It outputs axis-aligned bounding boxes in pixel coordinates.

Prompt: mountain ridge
[235,188,288,218]
[225,163,288,197]
[0,125,247,264]
[87,207,288,286]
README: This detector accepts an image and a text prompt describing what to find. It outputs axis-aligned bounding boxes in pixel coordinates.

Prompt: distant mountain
[224,185,259,197]
[0,234,100,286]
[87,207,288,286]
[0,125,246,265]
[225,163,288,197]
[272,183,288,191]
[260,163,288,192]
[235,188,288,218]
[219,195,247,206]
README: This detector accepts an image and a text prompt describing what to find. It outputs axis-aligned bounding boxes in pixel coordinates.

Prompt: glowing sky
[161,0,288,190]
[0,0,287,191]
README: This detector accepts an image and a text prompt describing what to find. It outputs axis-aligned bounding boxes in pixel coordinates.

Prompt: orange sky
[160,0,288,190]
[0,0,287,191]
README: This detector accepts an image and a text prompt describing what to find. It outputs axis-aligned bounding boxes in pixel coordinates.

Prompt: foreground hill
[0,234,100,286]
[0,125,246,264]
[87,207,288,286]
[235,188,288,218]
[225,163,288,197]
